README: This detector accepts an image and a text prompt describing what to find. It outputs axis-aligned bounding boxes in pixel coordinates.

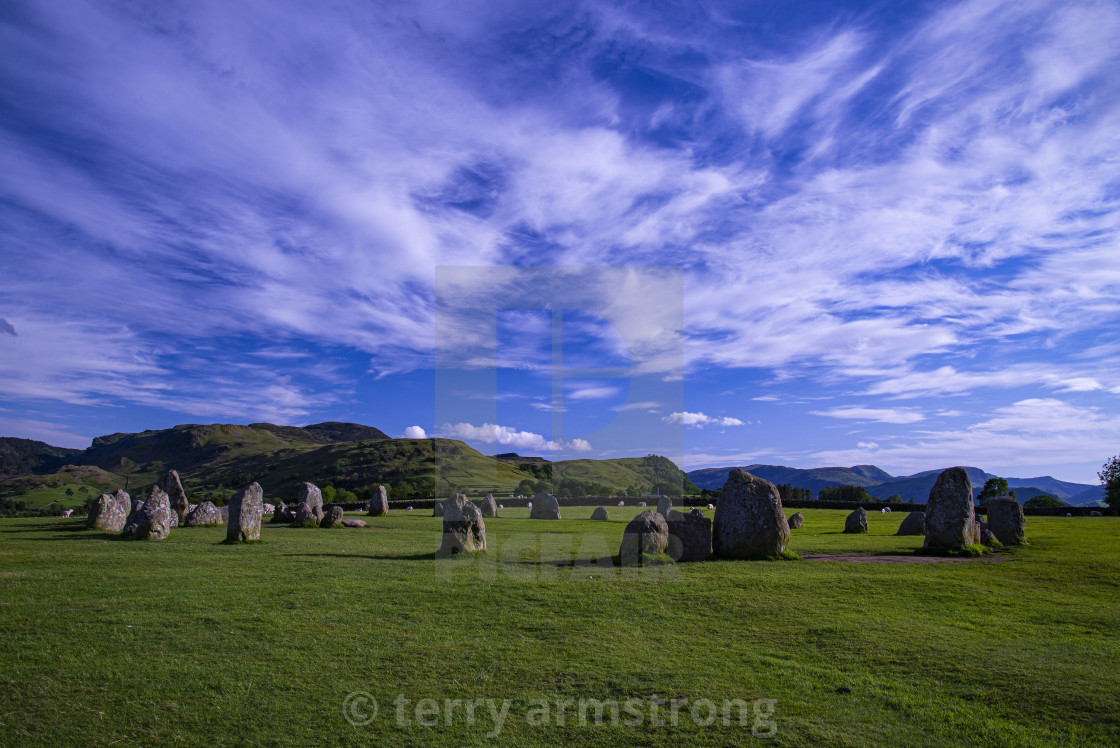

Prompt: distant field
[1,508,1117,746]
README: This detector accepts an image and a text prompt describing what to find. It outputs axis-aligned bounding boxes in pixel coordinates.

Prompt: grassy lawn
[0,507,1117,746]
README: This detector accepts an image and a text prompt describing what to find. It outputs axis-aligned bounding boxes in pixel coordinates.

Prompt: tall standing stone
[620,510,669,565]
[270,500,289,523]
[895,511,925,536]
[712,470,790,559]
[438,494,486,556]
[667,512,712,562]
[293,502,320,527]
[368,485,389,517]
[432,499,446,517]
[987,496,1025,545]
[300,483,324,521]
[479,494,498,517]
[122,486,172,541]
[656,495,673,518]
[158,469,190,520]
[86,489,131,531]
[529,492,561,520]
[844,507,869,533]
[923,467,979,551]
[226,482,264,542]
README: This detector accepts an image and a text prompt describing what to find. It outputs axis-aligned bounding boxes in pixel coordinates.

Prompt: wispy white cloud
[663,411,744,428]
[811,406,926,424]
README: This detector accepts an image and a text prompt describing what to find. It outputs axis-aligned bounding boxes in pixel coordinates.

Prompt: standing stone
[367,485,389,517]
[226,482,264,542]
[438,494,486,556]
[979,523,999,545]
[293,502,320,527]
[1090,510,1103,517]
[591,506,610,521]
[844,507,869,533]
[86,490,131,531]
[787,512,804,530]
[923,467,979,551]
[158,469,190,520]
[300,483,324,520]
[656,496,673,518]
[341,518,366,528]
[479,494,498,518]
[183,500,224,527]
[321,505,345,528]
[987,496,1025,545]
[529,492,561,520]
[895,511,925,536]
[218,505,229,523]
[712,470,790,559]
[667,512,712,562]
[619,511,669,565]
[432,499,446,517]
[270,500,288,523]
[122,486,172,541]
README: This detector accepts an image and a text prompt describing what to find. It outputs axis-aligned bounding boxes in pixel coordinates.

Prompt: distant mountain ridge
[687,464,1102,505]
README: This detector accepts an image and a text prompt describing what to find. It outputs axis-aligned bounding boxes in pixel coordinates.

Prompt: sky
[1,0,1119,484]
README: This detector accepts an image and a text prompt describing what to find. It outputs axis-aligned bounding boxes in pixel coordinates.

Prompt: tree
[887,494,902,503]
[1100,455,1120,512]
[977,477,1009,506]
[1024,495,1066,509]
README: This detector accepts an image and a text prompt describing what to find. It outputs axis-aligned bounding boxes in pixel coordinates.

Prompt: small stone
[987,496,1025,545]
[270,500,289,523]
[590,506,610,521]
[183,500,224,527]
[619,511,669,565]
[321,505,345,528]
[293,502,320,527]
[895,511,925,536]
[844,507,868,533]
[656,496,673,518]
[433,499,445,517]
[341,519,366,528]
[529,492,561,520]
[787,512,804,530]
[438,494,486,556]
[479,494,498,517]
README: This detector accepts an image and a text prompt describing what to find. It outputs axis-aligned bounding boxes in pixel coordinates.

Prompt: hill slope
[0,437,83,477]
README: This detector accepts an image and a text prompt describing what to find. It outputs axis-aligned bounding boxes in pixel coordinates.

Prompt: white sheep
[264,503,275,513]
[498,504,504,509]
[617,501,625,507]
[707,503,715,510]
[881,507,891,514]
[406,506,413,511]
[527,502,533,509]
[61,509,73,518]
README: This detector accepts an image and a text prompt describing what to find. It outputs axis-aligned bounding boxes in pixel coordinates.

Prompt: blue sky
[1,0,1119,483]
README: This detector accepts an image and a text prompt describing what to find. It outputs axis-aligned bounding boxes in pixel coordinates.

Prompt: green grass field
[1,508,1117,746]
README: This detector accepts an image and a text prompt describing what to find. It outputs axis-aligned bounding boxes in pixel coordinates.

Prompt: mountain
[688,464,894,492]
[687,463,1099,504]
[0,422,694,503]
[0,437,83,477]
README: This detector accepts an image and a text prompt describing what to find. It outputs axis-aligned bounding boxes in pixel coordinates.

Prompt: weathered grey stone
[218,505,229,523]
[479,494,498,517]
[183,500,224,526]
[341,518,366,528]
[293,502,320,527]
[367,485,389,517]
[620,511,669,565]
[433,499,446,517]
[321,505,345,528]
[438,494,486,556]
[712,470,790,559]
[86,489,131,531]
[844,507,868,533]
[667,512,712,563]
[895,511,925,536]
[923,467,979,551]
[690,507,704,516]
[666,509,686,522]
[300,483,323,518]
[979,523,999,545]
[656,496,673,518]
[590,506,610,521]
[158,469,190,520]
[226,482,263,542]
[269,500,289,523]
[530,492,561,520]
[987,496,1025,545]
[1090,510,1103,517]
[122,486,172,541]
[787,512,804,530]
[637,501,648,507]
